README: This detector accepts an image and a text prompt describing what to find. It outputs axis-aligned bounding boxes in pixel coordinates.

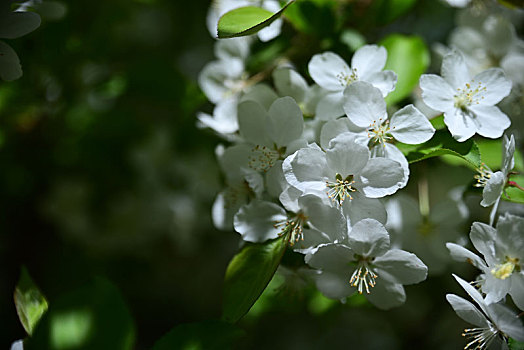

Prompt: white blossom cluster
[197,0,524,347]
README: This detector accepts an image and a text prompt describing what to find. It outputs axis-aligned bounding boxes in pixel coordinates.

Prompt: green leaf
[217,1,295,39]
[509,338,524,350]
[505,174,524,204]
[369,0,417,24]
[379,34,430,105]
[396,129,481,168]
[152,320,245,350]
[25,277,135,350]
[222,235,288,323]
[14,267,49,335]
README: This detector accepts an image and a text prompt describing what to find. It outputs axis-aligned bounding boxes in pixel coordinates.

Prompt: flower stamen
[274,212,308,246]
[326,173,356,205]
[336,68,358,87]
[454,81,486,111]
[350,262,378,294]
[367,118,393,147]
[248,145,279,172]
[474,163,493,188]
[491,256,519,280]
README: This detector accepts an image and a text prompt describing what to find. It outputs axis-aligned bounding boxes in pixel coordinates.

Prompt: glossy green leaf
[396,129,481,168]
[152,320,245,350]
[222,235,288,323]
[217,1,294,39]
[25,277,135,350]
[379,34,430,105]
[14,267,49,335]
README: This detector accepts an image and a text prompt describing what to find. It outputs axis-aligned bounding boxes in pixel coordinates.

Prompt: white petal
[419,74,456,112]
[237,100,270,146]
[268,97,304,147]
[343,192,387,226]
[365,281,406,310]
[241,83,279,110]
[502,135,515,174]
[509,274,524,312]
[278,185,301,212]
[299,194,347,242]
[197,99,239,135]
[215,37,250,61]
[446,294,489,328]
[382,144,409,189]
[343,81,387,128]
[292,228,331,255]
[469,222,498,266]
[469,105,510,139]
[272,67,308,102]
[308,52,350,91]
[373,249,428,285]
[347,218,390,257]
[390,105,435,144]
[453,274,489,316]
[474,68,512,105]
[446,243,487,270]
[488,302,524,342]
[283,146,330,192]
[319,118,365,150]
[481,171,504,207]
[365,70,398,97]
[496,213,524,260]
[326,133,370,176]
[443,109,477,142]
[351,45,387,79]
[315,91,345,120]
[355,158,404,198]
[198,58,243,104]
[233,200,287,243]
[314,270,354,300]
[307,243,354,273]
[441,50,471,90]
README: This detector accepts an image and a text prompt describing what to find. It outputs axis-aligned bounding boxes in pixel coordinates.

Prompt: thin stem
[418,170,430,218]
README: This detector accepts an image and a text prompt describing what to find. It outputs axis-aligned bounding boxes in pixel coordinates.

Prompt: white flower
[341,81,434,187]
[308,45,397,120]
[447,274,524,349]
[306,218,427,309]
[233,193,347,247]
[237,96,306,173]
[419,49,512,142]
[385,190,468,275]
[283,133,406,225]
[446,213,524,311]
[450,15,524,86]
[272,67,326,117]
[475,135,515,213]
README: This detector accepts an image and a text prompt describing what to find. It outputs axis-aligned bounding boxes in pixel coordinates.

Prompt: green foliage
[380,34,430,105]
[509,338,524,350]
[284,0,338,37]
[368,0,418,24]
[25,277,135,350]
[217,1,295,39]
[222,235,288,323]
[152,320,245,350]
[14,267,49,336]
[397,129,481,168]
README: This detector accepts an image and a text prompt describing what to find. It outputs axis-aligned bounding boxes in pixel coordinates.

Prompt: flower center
[453,82,486,111]
[274,212,308,246]
[248,145,280,172]
[336,68,359,87]
[474,163,493,188]
[326,173,356,205]
[491,257,519,280]
[367,118,393,146]
[462,324,500,350]
[350,261,378,294]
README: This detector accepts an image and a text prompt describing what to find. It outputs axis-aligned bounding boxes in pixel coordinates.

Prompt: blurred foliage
[3,0,522,349]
